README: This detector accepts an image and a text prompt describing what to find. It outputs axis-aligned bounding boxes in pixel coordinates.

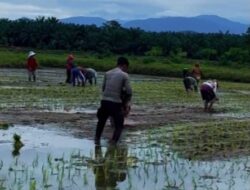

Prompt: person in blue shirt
[71,65,85,86]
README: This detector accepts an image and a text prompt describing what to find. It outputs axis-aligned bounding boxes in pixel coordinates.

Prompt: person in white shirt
[80,67,97,85]
[200,80,219,112]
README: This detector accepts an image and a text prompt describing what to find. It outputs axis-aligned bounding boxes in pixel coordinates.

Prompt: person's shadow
[93,144,128,190]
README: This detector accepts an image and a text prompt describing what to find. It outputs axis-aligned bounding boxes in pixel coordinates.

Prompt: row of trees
[0,17,249,63]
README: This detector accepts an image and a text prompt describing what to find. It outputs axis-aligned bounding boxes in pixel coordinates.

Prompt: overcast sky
[0,0,249,24]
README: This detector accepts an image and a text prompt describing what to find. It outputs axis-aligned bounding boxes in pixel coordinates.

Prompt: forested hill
[60,15,249,34]
[0,17,250,64]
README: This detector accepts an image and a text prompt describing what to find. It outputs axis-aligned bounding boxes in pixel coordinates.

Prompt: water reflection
[12,134,24,157]
[94,145,128,190]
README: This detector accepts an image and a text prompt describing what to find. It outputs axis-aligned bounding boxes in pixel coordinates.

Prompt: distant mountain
[60,16,106,27]
[123,15,248,34]
[60,15,249,34]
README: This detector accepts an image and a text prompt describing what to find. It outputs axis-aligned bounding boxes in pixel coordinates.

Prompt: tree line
[0,17,249,64]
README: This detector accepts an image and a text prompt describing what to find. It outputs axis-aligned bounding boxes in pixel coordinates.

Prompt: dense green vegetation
[0,17,250,82]
[0,17,250,64]
[1,47,250,82]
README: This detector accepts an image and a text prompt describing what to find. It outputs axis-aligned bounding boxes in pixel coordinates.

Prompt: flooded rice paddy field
[1,68,250,190]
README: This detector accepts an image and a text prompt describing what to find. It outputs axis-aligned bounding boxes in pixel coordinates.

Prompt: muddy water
[41,106,97,114]
[1,125,250,190]
[1,68,250,189]
[0,125,95,190]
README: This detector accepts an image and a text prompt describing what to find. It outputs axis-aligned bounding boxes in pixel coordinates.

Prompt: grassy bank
[1,47,250,82]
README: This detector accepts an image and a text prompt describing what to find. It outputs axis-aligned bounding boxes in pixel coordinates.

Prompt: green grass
[1,47,250,82]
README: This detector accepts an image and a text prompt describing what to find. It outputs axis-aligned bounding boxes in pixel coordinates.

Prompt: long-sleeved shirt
[85,68,97,79]
[26,57,38,71]
[66,60,73,71]
[184,76,197,87]
[202,81,217,94]
[102,67,132,103]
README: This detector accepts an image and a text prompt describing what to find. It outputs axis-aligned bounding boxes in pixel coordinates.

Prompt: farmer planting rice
[95,57,132,145]
[200,80,219,112]
[80,67,98,85]
[65,54,74,83]
[191,63,203,84]
[26,51,38,82]
[182,68,198,93]
[71,65,86,86]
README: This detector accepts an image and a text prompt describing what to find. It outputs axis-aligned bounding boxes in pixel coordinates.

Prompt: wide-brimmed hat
[28,51,36,58]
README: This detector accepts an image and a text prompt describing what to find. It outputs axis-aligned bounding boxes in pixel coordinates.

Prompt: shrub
[142,57,156,64]
[145,46,163,56]
[195,48,218,60]
[222,48,250,64]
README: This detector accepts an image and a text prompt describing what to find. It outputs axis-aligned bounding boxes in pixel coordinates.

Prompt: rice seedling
[29,179,36,190]
[1,69,250,189]
[0,122,10,130]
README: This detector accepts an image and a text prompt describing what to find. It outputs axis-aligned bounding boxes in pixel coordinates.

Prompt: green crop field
[0,50,250,189]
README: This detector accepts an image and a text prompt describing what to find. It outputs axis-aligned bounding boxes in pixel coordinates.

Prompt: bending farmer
[182,68,198,93]
[200,80,219,112]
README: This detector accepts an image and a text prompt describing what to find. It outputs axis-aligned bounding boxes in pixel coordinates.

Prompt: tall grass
[0,47,250,82]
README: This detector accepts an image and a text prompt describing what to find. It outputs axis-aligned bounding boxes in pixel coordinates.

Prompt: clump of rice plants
[170,120,250,160]
[0,122,10,130]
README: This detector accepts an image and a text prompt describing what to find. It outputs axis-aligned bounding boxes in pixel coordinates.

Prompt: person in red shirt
[26,51,38,82]
[66,54,74,83]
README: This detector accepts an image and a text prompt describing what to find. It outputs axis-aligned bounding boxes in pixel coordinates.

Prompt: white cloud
[150,0,250,23]
[0,2,66,19]
[0,0,249,23]
[79,2,162,20]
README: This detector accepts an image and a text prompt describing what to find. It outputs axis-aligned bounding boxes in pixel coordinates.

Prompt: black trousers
[65,70,71,83]
[95,100,124,143]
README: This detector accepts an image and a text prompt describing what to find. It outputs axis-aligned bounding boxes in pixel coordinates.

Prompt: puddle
[0,124,95,165]
[215,112,250,118]
[235,90,250,95]
[126,128,250,190]
[1,69,250,189]
[0,124,250,189]
[0,124,95,190]
[0,86,28,89]
[41,107,97,114]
